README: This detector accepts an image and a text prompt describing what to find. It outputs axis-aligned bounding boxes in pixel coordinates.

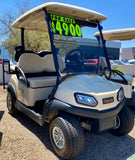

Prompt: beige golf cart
[96,28,135,41]
[3,3,134,159]
[95,28,135,108]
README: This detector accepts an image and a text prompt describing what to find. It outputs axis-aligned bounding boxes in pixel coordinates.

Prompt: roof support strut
[44,8,61,101]
[44,9,61,80]
[97,21,111,70]
[21,28,25,50]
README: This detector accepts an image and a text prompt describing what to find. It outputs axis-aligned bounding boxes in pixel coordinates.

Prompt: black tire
[7,92,17,114]
[109,105,134,136]
[49,114,84,159]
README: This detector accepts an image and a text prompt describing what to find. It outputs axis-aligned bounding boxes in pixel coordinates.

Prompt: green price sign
[50,14,82,37]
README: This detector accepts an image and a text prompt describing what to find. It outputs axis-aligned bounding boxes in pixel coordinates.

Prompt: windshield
[50,14,108,75]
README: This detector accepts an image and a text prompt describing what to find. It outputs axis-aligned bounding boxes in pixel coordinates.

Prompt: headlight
[117,87,124,101]
[75,93,98,107]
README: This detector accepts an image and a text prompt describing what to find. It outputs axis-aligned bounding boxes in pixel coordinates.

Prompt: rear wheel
[49,114,84,159]
[7,92,17,114]
[109,105,134,136]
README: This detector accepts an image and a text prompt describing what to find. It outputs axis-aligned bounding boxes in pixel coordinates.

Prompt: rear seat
[18,53,65,88]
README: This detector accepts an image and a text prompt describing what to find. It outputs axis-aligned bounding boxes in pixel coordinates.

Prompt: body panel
[55,75,121,110]
[121,84,132,98]
[9,75,55,106]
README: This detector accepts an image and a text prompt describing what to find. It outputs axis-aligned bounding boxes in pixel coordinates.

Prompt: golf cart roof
[12,2,107,32]
[94,28,135,41]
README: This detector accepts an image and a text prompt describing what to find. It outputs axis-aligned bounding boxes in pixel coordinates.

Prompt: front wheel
[7,92,17,114]
[49,114,84,159]
[109,105,134,136]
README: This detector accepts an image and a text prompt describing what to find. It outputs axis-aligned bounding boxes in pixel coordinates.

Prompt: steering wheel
[111,69,128,85]
[65,49,84,72]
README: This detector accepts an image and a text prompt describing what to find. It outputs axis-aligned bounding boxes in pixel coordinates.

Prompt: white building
[121,47,135,60]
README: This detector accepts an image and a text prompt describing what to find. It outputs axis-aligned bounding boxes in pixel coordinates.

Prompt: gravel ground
[0,84,135,160]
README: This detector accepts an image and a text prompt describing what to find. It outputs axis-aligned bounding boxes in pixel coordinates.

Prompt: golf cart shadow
[11,112,63,159]
[12,111,135,160]
[0,111,4,121]
[74,131,135,160]
[0,111,4,147]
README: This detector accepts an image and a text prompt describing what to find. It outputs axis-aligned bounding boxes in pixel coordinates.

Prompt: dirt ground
[0,84,135,160]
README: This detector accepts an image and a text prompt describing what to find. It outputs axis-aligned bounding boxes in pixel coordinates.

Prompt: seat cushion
[28,76,57,88]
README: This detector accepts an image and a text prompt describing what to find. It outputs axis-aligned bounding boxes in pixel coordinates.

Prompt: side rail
[15,66,30,87]
[2,59,16,89]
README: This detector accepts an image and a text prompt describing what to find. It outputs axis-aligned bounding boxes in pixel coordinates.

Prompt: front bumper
[49,97,125,119]
[48,97,125,133]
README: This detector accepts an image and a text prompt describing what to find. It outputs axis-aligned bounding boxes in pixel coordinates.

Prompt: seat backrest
[18,53,65,73]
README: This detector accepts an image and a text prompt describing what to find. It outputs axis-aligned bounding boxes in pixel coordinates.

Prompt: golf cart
[2,3,134,159]
[95,28,135,109]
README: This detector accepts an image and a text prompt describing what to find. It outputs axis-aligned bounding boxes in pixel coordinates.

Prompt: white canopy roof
[12,2,107,32]
[95,28,135,41]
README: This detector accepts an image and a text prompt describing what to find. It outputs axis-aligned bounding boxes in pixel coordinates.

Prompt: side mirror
[104,67,112,80]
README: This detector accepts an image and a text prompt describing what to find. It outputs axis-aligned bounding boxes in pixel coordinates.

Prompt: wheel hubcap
[52,126,65,149]
[114,116,120,129]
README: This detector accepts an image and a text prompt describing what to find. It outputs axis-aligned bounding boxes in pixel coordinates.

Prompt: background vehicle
[110,60,125,65]
[2,3,134,159]
[0,56,2,64]
[128,59,135,64]
[121,60,131,65]
[114,60,124,65]
[84,59,99,65]
[95,28,135,109]
[84,59,100,71]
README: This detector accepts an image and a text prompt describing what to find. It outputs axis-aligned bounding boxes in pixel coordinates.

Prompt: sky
[0,0,135,49]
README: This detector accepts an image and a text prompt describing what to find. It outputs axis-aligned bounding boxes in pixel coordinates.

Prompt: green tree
[0,0,51,59]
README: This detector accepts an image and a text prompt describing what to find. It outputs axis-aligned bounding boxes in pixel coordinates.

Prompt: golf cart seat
[18,53,65,88]
[15,46,36,62]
